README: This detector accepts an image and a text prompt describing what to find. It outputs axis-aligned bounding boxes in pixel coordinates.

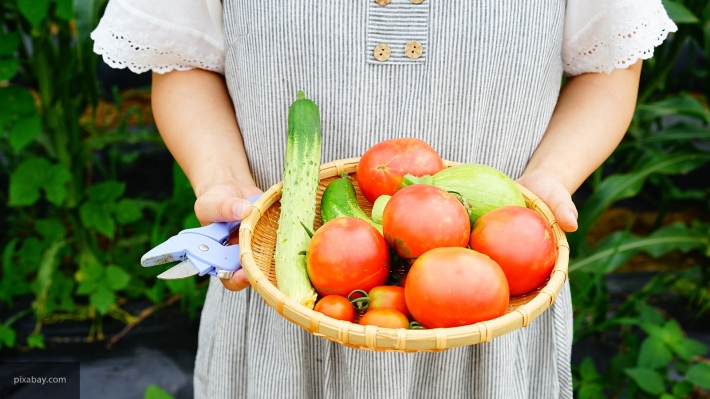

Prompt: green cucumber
[274,91,320,309]
[321,174,382,234]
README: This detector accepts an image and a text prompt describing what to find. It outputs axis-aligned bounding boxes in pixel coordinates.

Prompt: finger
[219,269,250,292]
[195,195,253,225]
[544,188,578,233]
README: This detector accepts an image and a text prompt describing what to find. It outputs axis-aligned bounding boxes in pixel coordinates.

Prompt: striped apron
[195,1,574,397]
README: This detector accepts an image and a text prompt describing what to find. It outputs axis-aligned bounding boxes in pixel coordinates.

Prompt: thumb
[543,187,578,233]
[194,194,253,225]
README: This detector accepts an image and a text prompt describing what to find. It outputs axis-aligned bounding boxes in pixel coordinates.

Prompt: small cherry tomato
[368,286,411,320]
[314,295,355,322]
[359,308,409,329]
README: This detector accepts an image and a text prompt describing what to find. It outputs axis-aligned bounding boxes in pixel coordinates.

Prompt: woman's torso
[222,0,565,190]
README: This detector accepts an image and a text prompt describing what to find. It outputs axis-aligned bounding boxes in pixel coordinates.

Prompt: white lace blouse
[91,0,677,77]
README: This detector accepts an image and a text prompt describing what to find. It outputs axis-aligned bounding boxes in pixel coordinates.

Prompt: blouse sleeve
[562,0,678,76]
[91,0,225,74]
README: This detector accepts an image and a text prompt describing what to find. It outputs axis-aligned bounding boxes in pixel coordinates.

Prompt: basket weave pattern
[239,158,569,352]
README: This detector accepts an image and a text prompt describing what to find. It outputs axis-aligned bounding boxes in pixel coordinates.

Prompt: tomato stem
[347,289,370,311]
[409,321,425,330]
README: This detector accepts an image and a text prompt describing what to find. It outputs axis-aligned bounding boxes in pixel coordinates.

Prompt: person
[92,1,677,397]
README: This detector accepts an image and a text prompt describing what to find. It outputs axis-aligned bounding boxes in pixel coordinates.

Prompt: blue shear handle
[179,194,263,242]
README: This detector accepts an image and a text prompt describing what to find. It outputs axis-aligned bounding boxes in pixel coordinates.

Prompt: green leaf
[686,363,710,389]
[44,164,72,206]
[570,231,641,273]
[18,0,52,27]
[9,158,44,206]
[47,272,74,312]
[74,0,102,45]
[86,181,125,203]
[0,32,21,55]
[83,263,104,282]
[669,338,708,362]
[144,283,164,304]
[104,265,131,291]
[0,58,19,81]
[17,237,45,272]
[54,0,74,20]
[35,219,66,242]
[0,325,17,348]
[9,114,41,153]
[636,302,665,325]
[8,158,72,207]
[624,368,666,395]
[570,224,707,273]
[638,336,673,369]
[33,241,65,317]
[659,394,675,399]
[80,202,115,238]
[645,223,708,257]
[572,152,710,249]
[114,199,142,225]
[90,286,115,315]
[0,86,36,126]
[144,384,176,399]
[27,333,45,349]
[76,280,94,295]
[578,384,606,399]
[672,381,693,398]
[580,357,600,382]
[637,94,708,122]
[662,320,685,344]
[661,0,700,24]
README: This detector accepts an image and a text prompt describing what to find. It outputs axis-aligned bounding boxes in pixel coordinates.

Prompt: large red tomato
[356,138,445,203]
[368,286,410,320]
[382,184,470,259]
[314,295,355,322]
[306,217,390,296]
[470,206,557,295]
[405,247,509,328]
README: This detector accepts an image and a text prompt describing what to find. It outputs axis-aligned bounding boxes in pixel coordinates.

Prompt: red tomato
[315,295,355,322]
[356,138,445,203]
[368,286,411,320]
[470,206,557,295]
[306,217,390,297]
[405,247,509,328]
[382,184,470,259]
[359,308,410,329]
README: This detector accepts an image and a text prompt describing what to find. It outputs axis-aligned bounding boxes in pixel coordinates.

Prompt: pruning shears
[140,195,262,280]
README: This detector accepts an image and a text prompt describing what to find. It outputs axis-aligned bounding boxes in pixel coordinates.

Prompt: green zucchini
[320,174,382,234]
[274,91,320,309]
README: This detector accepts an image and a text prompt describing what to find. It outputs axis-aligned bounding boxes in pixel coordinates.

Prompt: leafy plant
[570,0,710,397]
[0,0,202,349]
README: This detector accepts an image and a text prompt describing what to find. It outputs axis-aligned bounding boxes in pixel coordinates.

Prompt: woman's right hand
[194,181,264,292]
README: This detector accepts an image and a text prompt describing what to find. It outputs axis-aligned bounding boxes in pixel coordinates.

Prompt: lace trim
[563,1,678,76]
[90,0,224,75]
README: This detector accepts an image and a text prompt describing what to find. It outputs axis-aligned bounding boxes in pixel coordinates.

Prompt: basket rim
[239,157,569,352]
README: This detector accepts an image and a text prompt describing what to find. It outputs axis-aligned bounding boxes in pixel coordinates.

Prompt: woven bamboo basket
[239,157,569,352]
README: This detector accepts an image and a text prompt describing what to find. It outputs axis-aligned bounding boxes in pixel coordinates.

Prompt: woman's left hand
[516,171,578,233]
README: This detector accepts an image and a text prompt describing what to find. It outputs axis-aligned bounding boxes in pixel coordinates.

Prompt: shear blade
[141,236,187,267]
[158,260,200,280]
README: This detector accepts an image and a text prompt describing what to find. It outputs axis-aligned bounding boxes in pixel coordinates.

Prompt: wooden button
[404,41,423,59]
[374,44,391,62]
[375,0,391,5]
[410,0,424,3]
